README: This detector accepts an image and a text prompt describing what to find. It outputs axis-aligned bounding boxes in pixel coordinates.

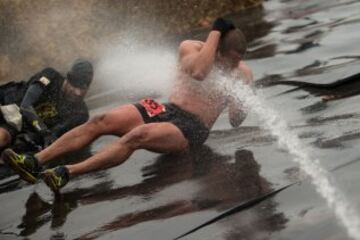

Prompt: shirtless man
[2,18,253,192]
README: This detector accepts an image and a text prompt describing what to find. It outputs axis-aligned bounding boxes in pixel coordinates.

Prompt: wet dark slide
[173,183,295,240]
[269,72,360,99]
[174,156,360,240]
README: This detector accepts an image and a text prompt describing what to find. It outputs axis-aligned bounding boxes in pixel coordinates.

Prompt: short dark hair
[218,29,247,57]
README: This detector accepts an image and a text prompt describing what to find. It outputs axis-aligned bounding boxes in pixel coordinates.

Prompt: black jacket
[0,67,89,138]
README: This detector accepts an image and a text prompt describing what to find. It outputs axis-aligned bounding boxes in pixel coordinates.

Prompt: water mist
[218,75,360,240]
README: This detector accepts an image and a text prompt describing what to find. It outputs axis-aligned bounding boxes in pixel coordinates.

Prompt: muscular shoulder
[178,40,204,59]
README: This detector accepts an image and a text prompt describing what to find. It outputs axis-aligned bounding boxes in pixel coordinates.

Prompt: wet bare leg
[66,122,188,176]
[36,105,144,165]
[36,123,102,165]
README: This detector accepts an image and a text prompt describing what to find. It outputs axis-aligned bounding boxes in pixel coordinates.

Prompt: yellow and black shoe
[41,166,69,193]
[2,148,40,184]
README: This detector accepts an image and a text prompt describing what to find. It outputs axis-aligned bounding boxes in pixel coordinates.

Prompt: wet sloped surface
[2,0,360,239]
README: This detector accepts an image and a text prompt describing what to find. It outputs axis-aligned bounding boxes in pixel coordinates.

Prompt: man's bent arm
[20,68,59,133]
[20,84,47,133]
[179,31,221,81]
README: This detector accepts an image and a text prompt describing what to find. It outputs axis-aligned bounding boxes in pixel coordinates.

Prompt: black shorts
[134,100,209,147]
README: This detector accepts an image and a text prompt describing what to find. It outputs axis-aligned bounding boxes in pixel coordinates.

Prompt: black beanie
[67,59,94,89]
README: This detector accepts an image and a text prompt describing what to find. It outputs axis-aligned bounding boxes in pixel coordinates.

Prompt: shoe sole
[41,171,60,193]
[2,149,37,184]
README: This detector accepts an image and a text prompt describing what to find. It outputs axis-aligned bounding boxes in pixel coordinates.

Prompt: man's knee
[85,114,109,134]
[120,126,150,149]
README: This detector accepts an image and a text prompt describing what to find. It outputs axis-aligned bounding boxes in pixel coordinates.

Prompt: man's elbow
[191,70,207,81]
[229,113,247,128]
[190,65,211,81]
[230,118,242,128]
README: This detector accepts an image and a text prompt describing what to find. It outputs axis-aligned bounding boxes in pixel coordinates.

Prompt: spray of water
[95,41,177,98]
[218,75,360,240]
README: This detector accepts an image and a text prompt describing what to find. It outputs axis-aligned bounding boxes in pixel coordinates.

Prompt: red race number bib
[140,98,166,117]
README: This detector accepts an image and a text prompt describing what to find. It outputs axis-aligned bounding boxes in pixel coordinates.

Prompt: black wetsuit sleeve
[20,83,44,108]
[50,109,89,137]
[20,83,48,133]
[20,68,60,133]
[21,67,62,108]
